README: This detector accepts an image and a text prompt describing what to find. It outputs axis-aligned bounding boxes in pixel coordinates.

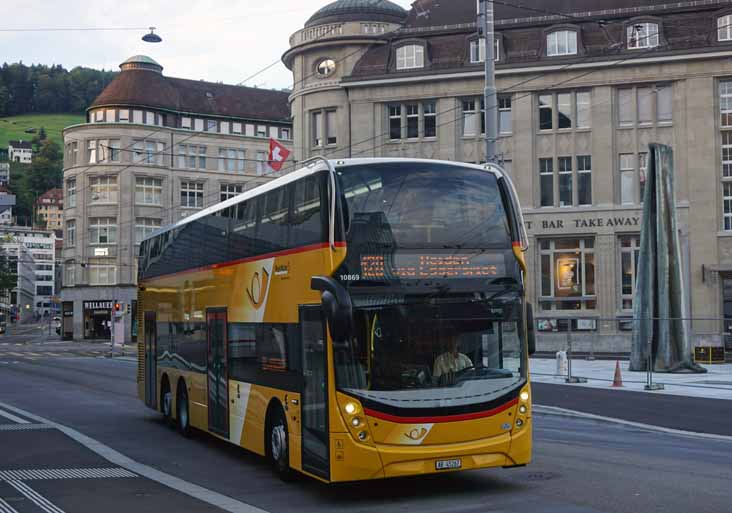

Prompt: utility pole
[479,0,499,164]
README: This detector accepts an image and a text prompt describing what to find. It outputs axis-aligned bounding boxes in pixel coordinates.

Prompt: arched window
[719,15,732,42]
[396,44,424,70]
[546,30,577,57]
[627,22,659,49]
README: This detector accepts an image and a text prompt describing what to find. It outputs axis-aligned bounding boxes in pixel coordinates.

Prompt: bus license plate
[435,458,462,470]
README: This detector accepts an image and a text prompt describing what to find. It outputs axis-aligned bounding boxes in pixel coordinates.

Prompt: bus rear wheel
[267,407,293,481]
[160,378,174,427]
[176,382,191,437]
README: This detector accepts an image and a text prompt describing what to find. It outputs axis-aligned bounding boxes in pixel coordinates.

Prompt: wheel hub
[271,423,287,461]
[163,392,172,416]
[180,396,188,427]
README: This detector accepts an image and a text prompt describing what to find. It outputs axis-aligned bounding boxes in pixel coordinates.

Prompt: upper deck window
[338,162,511,249]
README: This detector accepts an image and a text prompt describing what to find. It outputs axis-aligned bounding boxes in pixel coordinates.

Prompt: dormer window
[469,38,500,63]
[627,22,659,49]
[396,44,424,70]
[719,15,732,41]
[546,30,577,57]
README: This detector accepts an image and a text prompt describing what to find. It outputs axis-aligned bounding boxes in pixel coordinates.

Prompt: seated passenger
[433,329,473,382]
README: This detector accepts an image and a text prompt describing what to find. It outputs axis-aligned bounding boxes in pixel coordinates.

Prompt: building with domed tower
[287,0,732,354]
[61,55,293,341]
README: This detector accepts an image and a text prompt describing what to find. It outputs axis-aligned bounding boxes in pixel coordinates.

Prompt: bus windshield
[338,162,511,250]
[333,293,525,410]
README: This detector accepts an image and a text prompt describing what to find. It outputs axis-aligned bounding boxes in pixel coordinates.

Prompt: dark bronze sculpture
[630,144,705,373]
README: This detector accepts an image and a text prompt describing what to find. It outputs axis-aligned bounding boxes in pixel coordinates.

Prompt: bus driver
[433,327,473,383]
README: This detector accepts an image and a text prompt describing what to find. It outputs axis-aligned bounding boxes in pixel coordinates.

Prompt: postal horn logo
[404,427,429,442]
[247,268,270,309]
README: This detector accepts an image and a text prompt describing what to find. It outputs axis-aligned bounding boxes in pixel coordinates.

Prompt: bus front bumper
[329,421,531,481]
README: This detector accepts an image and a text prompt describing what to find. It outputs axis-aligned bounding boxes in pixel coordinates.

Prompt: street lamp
[142,27,162,43]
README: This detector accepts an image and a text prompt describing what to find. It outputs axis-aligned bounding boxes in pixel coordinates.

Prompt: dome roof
[306,0,407,28]
[120,55,163,73]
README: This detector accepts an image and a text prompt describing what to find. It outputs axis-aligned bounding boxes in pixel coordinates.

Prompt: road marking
[535,404,732,443]
[0,498,19,513]
[0,468,137,481]
[0,408,29,424]
[0,423,54,431]
[0,400,271,513]
[8,481,65,513]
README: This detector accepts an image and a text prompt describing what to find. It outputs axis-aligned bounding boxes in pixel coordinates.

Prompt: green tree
[0,254,17,294]
[31,126,48,148]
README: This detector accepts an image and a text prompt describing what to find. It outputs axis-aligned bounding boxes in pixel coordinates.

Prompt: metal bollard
[565,320,587,383]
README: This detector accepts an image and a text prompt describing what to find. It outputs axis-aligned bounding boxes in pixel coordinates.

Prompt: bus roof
[142,158,510,243]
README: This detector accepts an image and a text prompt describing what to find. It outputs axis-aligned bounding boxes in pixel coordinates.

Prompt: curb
[534,404,732,443]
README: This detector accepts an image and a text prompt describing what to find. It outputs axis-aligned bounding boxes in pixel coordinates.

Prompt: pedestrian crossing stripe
[0,467,137,481]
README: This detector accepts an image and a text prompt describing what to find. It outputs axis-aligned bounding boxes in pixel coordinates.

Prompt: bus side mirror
[527,303,536,356]
[311,276,352,341]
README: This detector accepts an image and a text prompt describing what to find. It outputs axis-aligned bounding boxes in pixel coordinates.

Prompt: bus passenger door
[144,311,157,409]
[300,307,330,480]
[207,309,229,438]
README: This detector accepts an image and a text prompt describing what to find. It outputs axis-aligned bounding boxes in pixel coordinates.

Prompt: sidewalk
[530,357,732,400]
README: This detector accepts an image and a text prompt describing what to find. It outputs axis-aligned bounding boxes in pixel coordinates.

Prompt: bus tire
[266,405,293,481]
[160,376,174,427]
[176,380,191,437]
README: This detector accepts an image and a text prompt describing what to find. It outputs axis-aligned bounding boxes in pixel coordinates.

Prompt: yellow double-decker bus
[137,157,533,482]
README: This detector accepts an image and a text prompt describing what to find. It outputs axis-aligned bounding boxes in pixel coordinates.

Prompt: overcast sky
[1,0,414,90]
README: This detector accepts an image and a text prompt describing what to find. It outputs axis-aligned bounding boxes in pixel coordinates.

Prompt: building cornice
[85,104,291,126]
[341,48,732,88]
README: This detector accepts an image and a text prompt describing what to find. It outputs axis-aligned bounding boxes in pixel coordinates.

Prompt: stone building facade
[62,55,293,341]
[286,0,732,352]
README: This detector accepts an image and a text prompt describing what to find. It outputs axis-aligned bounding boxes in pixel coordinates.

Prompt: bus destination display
[360,253,505,280]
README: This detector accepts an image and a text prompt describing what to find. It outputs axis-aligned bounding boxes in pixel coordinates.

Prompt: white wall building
[8,141,32,164]
[0,228,56,316]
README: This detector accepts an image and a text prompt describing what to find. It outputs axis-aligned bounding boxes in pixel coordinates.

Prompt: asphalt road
[0,338,731,513]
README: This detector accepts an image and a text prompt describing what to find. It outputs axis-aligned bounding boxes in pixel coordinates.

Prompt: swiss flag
[268,138,291,172]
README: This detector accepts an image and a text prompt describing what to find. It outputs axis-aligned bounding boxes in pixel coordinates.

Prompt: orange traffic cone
[611,360,624,387]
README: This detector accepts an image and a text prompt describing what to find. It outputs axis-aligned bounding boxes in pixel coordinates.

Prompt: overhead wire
[58,4,720,250]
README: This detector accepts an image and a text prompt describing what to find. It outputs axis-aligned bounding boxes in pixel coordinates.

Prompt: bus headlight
[519,405,527,414]
[515,418,524,428]
[344,402,357,415]
[358,431,368,441]
[351,417,362,428]
[520,391,529,401]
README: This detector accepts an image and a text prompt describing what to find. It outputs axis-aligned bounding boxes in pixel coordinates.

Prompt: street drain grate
[524,471,561,482]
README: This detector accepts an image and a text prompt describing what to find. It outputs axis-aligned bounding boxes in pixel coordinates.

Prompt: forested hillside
[0,62,116,117]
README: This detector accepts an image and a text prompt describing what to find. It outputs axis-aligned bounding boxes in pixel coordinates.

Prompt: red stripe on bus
[364,398,518,424]
[141,241,347,281]
[512,241,522,247]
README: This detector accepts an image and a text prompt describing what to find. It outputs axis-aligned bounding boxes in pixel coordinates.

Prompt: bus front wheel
[267,406,293,481]
[176,381,191,437]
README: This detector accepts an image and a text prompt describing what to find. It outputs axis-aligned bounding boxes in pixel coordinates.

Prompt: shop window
[538,238,596,311]
[619,235,640,310]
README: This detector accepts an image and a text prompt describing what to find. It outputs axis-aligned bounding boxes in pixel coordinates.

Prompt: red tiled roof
[36,188,63,206]
[90,69,291,122]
